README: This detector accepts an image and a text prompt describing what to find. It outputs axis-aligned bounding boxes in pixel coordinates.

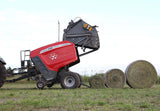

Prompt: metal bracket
[79,49,98,57]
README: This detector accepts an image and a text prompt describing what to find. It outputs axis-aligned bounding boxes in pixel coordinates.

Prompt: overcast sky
[0,0,160,75]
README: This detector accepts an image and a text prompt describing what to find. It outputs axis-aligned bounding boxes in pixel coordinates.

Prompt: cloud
[0,16,7,22]
[0,12,7,22]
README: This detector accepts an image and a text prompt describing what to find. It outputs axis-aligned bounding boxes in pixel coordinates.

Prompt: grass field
[0,81,160,111]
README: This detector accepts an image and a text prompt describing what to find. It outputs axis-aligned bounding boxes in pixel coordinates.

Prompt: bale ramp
[0,62,7,88]
[104,69,125,88]
[89,75,105,88]
[125,60,157,88]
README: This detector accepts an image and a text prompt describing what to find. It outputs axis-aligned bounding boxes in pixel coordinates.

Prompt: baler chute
[63,19,100,56]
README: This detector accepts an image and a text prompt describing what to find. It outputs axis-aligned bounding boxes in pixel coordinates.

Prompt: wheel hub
[38,82,43,88]
[64,76,75,87]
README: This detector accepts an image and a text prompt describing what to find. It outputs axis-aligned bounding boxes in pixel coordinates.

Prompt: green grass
[0,82,160,111]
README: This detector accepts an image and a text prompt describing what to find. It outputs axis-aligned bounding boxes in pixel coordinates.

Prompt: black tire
[77,73,82,88]
[36,81,45,89]
[60,71,80,89]
[0,62,7,88]
[68,71,82,88]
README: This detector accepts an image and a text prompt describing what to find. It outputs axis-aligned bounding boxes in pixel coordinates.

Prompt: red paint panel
[30,41,78,72]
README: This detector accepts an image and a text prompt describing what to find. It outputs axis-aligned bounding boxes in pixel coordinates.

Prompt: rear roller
[0,62,7,88]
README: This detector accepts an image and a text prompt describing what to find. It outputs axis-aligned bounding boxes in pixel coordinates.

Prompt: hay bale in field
[125,60,157,88]
[89,75,105,88]
[104,69,125,88]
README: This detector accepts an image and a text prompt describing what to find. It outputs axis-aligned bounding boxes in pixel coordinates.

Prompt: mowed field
[0,81,160,111]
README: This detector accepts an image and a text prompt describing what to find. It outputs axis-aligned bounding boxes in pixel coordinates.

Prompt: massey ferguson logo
[49,53,58,61]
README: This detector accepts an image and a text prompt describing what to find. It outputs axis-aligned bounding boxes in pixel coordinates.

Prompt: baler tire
[0,62,7,88]
[77,73,82,88]
[36,81,45,89]
[67,71,81,88]
[60,71,80,89]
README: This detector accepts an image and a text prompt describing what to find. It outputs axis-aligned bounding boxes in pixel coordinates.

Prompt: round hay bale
[89,75,105,88]
[125,60,157,88]
[104,69,125,88]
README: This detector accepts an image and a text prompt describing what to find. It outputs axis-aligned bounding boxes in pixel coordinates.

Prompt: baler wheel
[77,73,82,88]
[60,71,80,89]
[36,81,45,89]
[0,62,7,88]
[69,71,82,88]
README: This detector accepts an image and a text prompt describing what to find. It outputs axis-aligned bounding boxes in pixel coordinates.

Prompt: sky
[0,0,160,76]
